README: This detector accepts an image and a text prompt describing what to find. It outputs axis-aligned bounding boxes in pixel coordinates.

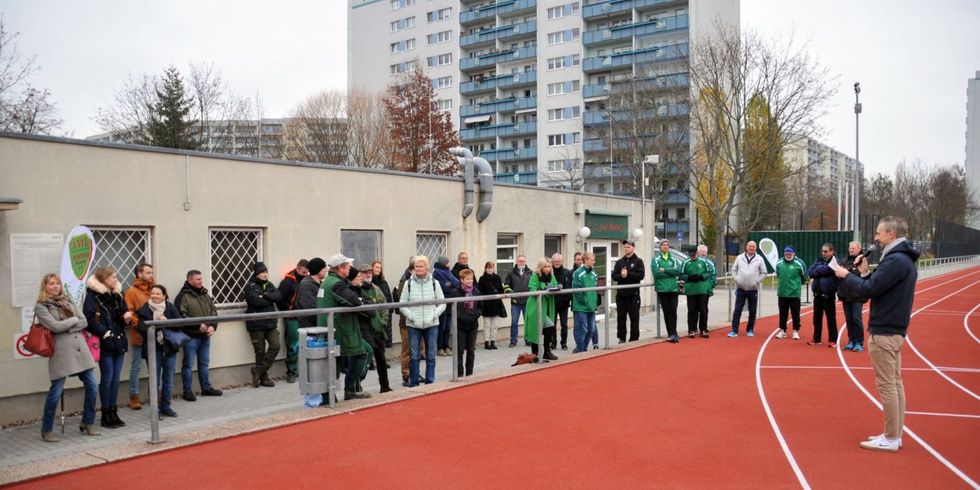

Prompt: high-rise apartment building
[348,0,739,243]
[966,71,980,227]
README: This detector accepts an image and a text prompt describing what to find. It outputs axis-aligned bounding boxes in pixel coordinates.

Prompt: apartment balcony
[664,189,689,205]
[459,96,537,117]
[460,70,537,95]
[460,121,537,140]
[460,20,537,48]
[583,43,689,73]
[582,131,689,152]
[494,171,538,185]
[477,147,538,162]
[460,46,536,72]
[582,104,689,126]
[584,73,690,100]
[583,14,688,46]
[461,0,537,25]
[583,0,683,20]
[657,221,690,234]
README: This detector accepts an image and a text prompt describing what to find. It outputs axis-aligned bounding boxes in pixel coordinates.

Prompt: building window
[547,28,580,45]
[546,2,580,19]
[547,159,572,172]
[433,75,453,89]
[341,230,382,266]
[547,56,565,70]
[390,16,415,32]
[209,228,263,307]
[427,53,452,67]
[547,106,580,121]
[390,60,417,74]
[390,38,415,53]
[437,99,453,111]
[427,30,452,45]
[545,235,564,258]
[416,232,448,261]
[390,0,416,10]
[496,233,521,272]
[427,7,452,22]
[677,207,687,220]
[547,82,564,95]
[89,227,152,291]
[548,134,566,147]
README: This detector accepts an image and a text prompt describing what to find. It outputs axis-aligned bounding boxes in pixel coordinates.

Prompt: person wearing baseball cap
[317,254,371,400]
[775,246,806,340]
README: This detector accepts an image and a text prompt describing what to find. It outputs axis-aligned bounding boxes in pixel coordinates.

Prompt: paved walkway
[0,266,963,485]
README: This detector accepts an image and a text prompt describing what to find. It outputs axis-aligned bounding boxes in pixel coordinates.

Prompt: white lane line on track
[759,365,980,373]
[756,267,980,490]
[756,328,812,490]
[965,303,980,344]
[904,279,980,401]
[835,277,980,489]
[906,411,980,420]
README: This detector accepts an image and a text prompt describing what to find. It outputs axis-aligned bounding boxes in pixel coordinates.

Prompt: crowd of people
[34,217,916,452]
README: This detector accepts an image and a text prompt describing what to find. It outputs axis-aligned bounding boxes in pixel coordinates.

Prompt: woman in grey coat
[35,273,101,442]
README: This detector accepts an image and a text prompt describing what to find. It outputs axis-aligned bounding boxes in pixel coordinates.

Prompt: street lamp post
[854,82,862,242]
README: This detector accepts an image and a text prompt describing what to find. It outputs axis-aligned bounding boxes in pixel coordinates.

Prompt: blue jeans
[99,352,125,408]
[408,326,439,387]
[843,301,865,345]
[573,311,596,353]
[156,348,177,411]
[181,336,213,392]
[128,344,142,396]
[731,289,758,333]
[437,310,452,350]
[510,303,526,344]
[43,368,98,432]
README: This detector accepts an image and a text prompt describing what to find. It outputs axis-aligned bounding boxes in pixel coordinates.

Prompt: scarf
[462,284,475,311]
[43,293,74,320]
[147,299,166,320]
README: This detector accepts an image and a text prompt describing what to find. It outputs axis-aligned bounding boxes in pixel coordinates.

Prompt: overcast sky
[1,0,978,176]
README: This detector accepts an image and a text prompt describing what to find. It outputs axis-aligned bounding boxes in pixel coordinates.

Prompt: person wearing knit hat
[243,261,282,388]
[296,258,328,333]
[307,257,327,276]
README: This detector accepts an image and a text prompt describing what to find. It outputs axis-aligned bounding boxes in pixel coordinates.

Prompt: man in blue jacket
[831,217,919,453]
[807,243,839,347]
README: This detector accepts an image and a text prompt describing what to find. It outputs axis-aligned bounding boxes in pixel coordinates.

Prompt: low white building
[0,132,652,424]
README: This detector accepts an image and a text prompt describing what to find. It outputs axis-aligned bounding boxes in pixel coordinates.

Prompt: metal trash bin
[298,327,334,403]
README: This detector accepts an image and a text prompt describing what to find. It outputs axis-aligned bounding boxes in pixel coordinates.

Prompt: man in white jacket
[728,241,767,337]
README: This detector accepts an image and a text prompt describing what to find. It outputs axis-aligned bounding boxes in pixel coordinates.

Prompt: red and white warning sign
[14,333,40,360]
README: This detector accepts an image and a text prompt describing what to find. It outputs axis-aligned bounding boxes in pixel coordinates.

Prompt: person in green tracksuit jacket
[775,246,807,340]
[680,247,715,338]
[571,252,600,353]
[651,239,682,343]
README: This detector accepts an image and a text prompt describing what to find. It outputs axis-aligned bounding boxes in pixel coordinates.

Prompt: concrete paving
[0,264,966,485]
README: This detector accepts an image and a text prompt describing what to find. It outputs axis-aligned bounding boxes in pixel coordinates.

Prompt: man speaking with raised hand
[830,216,919,453]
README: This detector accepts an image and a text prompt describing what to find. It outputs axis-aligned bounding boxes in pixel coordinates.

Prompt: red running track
[10,268,980,489]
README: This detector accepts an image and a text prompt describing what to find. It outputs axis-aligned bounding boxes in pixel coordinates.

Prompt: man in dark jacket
[832,217,918,453]
[839,242,867,352]
[433,256,461,356]
[175,270,222,400]
[612,239,646,342]
[807,244,840,347]
[244,262,282,388]
[297,258,327,331]
[551,253,573,350]
[451,251,472,279]
[504,256,532,347]
[277,259,309,384]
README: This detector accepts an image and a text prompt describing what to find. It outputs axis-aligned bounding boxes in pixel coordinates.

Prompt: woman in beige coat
[35,273,101,442]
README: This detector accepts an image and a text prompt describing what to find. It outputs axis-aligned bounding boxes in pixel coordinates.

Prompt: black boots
[489,341,497,350]
[101,406,125,428]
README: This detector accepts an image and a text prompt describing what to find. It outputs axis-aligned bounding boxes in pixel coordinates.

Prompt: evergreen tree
[146,66,200,150]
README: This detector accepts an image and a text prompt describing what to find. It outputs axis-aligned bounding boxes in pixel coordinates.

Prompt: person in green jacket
[680,247,714,338]
[652,239,682,343]
[775,246,807,340]
[317,254,371,400]
[354,264,391,394]
[571,252,599,353]
[525,257,559,361]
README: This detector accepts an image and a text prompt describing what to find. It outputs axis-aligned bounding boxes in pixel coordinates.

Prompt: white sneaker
[775,330,787,339]
[860,434,901,452]
[867,433,903,448]
[792,331,800,340]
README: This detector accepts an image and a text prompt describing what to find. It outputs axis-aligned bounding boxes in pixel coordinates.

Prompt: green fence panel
[747,230,854,270]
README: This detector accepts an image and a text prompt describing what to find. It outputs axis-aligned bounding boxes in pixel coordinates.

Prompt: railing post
[727,277,733,322]
[327,312,336,408]
[655,287,661,338]
[451,301,459,381]
[147,325,160,444]
[603,287,610,349]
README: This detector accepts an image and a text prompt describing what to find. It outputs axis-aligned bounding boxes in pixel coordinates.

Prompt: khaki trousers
[869,334,906,439]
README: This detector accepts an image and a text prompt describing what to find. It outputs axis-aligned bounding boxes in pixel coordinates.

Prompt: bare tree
[539,144,585,191]
[347,88,392,168]
[686,24,836,265]
[281,89,349,165]
[0,17,62,134]
[187,62,256,155]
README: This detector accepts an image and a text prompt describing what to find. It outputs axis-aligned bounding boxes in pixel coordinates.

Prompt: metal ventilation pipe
[450,147,494,222]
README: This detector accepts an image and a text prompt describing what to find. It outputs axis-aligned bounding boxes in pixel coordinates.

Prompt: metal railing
[139,254,980,443]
